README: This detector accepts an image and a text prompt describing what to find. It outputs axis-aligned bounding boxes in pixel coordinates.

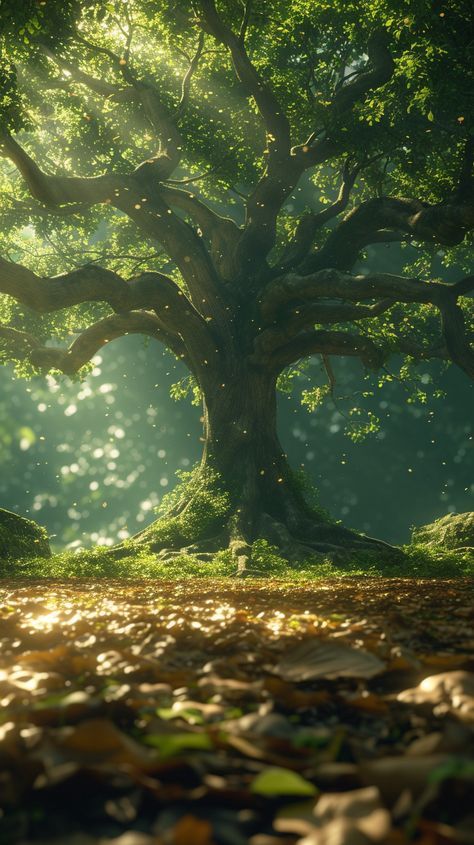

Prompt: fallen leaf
[251,767,318,797]
[274,640,385,682]
[172,815,215,845]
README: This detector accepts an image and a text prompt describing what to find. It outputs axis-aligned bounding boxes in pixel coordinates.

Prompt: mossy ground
[2,538,472,580]
[1,470,472,580]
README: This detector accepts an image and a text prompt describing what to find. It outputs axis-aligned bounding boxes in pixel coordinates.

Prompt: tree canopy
[0,0,473,565]
[0,0,473,379]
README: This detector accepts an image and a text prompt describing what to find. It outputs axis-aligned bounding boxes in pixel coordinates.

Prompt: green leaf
[250,767,318,797]
[143,731,213,758]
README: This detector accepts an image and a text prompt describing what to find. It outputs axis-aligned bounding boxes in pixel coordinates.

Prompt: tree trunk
[126,363,397,572]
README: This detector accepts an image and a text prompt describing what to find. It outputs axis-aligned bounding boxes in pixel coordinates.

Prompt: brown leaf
[172,815,215,845]
[276,787,391,845]
[54,718,154,771]
[274,640,385,682]
[359,755,451,805]
[398,671,474,719]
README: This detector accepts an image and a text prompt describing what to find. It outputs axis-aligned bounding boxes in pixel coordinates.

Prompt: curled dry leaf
[398,671,474,720]
[274,639,385,682]
[276,787,391,845]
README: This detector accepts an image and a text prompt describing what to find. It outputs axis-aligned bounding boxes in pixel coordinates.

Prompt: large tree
[0,0,472,569]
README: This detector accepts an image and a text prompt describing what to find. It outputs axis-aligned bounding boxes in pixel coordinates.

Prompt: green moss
[4,537,471,580]
[0,508,50,560]
[411,512,474,552]
[128,465,232,549]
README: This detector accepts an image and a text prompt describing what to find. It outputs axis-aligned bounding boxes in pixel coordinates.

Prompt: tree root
[111,504,403,575]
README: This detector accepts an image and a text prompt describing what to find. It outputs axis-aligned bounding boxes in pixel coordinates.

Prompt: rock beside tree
[0,508,51,560]
[412,513,474,552]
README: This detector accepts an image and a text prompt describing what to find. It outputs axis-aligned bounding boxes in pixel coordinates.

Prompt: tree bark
[128,364,398,572]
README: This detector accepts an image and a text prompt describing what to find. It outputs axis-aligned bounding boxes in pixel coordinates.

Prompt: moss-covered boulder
[0,508,51,560]
[412,512,474,552]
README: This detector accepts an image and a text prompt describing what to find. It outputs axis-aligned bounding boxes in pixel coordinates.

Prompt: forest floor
[0,578,473,845]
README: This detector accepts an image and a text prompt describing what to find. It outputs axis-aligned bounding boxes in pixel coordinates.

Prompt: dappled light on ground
[0,578,473,844]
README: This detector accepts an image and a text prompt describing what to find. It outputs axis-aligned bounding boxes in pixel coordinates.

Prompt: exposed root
[110,503,403,575]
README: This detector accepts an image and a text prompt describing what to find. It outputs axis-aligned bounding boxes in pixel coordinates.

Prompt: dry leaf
[274,640,385,681]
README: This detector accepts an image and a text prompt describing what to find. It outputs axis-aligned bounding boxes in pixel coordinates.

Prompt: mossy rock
[0,508,51,561]
[412,512,474,552]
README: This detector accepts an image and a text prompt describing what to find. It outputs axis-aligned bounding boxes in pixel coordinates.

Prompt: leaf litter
[0,577,473,845]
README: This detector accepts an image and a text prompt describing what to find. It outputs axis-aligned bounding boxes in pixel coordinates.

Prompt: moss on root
[1,474,471,579]
[2,536,472,579]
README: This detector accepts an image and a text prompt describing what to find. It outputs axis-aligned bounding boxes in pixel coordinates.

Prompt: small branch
[275,160,359,274]
[175,32,205,120]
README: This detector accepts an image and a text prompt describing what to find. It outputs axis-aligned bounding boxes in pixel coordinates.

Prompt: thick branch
[0,258,217,369]
[115,186,229,324]
[0,257,132,312]
[197,0,290,154]
[260,269,446,322]
[197,0,297,275]
[38,44,185,179]
[331,31,395,116]
[0,130,123,207]
[260,269,474,379]
[255,299,393,357]
[302,196,474,274]
[291,31,395,169]
[269,329,385,371]
[0,130,228,320]
[275,162,359,274]
[159,184,240,279]
[1,312,178,374]
[438,294,474,379]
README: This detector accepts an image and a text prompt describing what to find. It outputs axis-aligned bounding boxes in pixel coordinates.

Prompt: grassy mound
[412,512,474,552]
[0,508,50,561]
